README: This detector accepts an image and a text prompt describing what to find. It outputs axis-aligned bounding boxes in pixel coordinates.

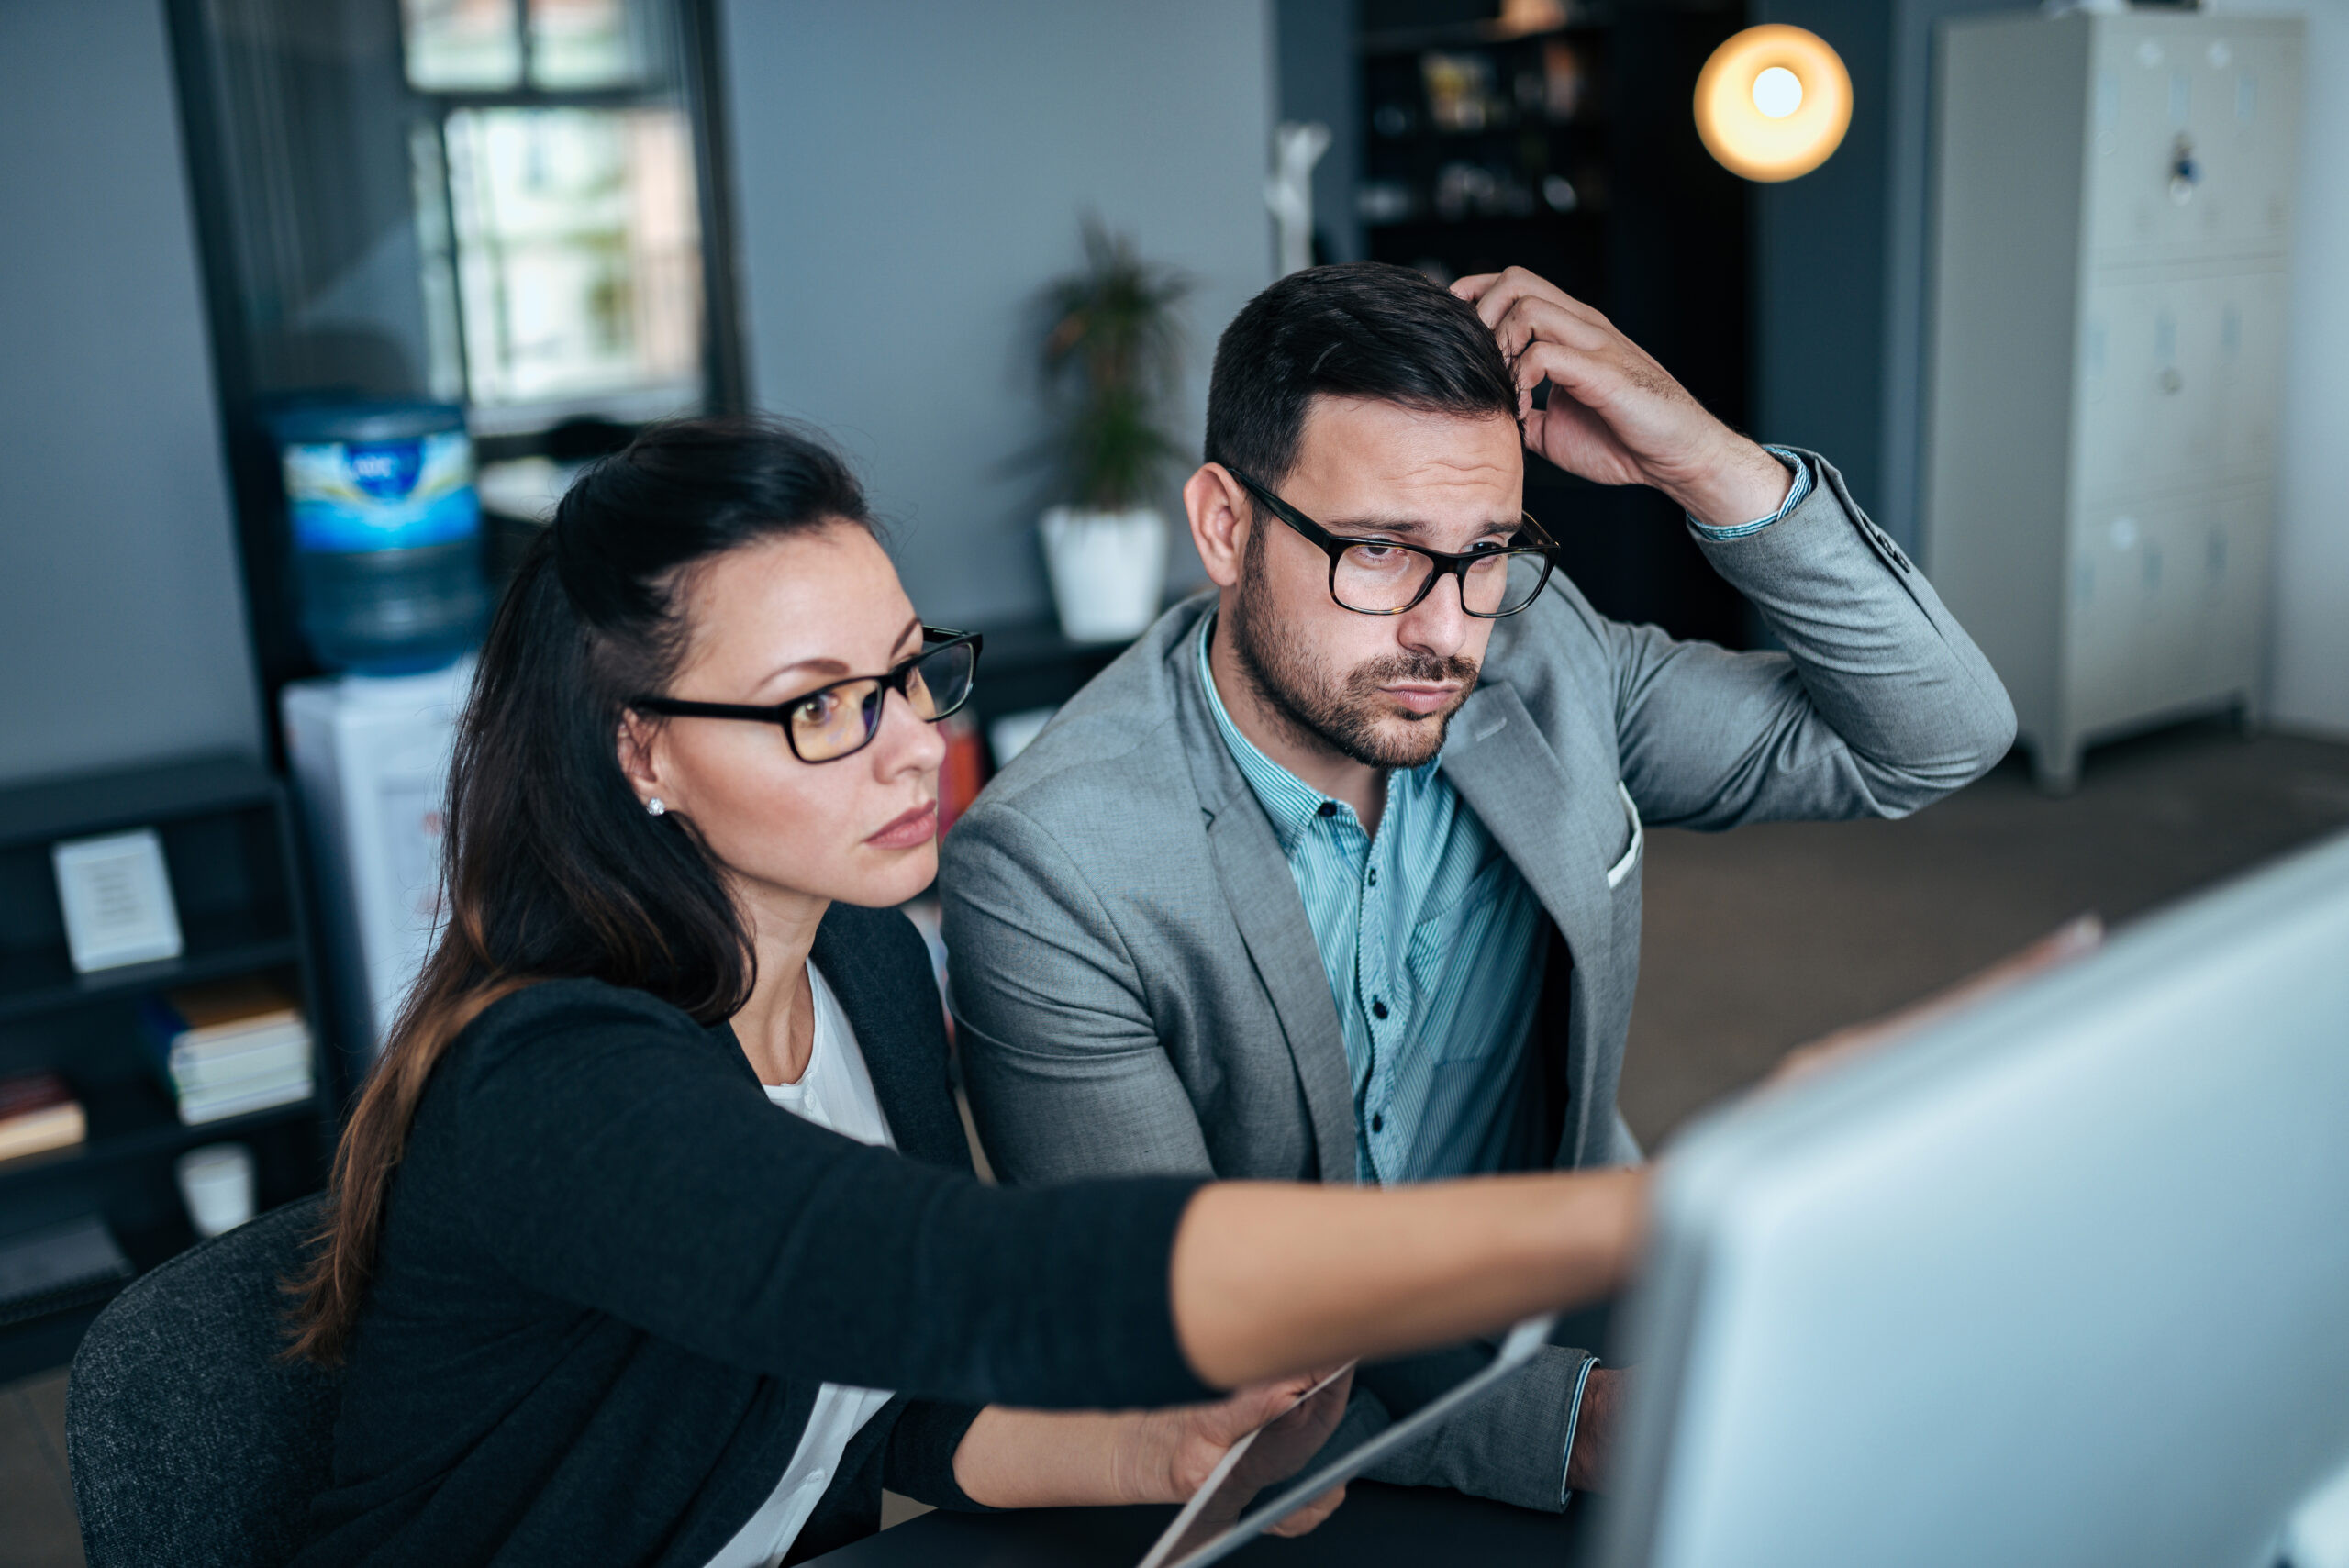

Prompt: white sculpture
[1266,120,1332,277]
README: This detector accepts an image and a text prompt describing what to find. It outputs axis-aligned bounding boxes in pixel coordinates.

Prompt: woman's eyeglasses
[631,628,983,765]
[1224,467,1559,618]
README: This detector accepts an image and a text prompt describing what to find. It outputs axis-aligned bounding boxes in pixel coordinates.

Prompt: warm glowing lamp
[1694,25,1852,183]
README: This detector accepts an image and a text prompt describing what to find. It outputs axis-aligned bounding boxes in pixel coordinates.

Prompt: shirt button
[1366,867,1378,886]
[1371,1112,1385,1133]
[1317,801,1338,818]
[1371,998,1389,1019]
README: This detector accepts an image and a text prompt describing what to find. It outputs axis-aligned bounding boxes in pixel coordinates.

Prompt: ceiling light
[1695,25,1852,183]
[1753,66,1803,118]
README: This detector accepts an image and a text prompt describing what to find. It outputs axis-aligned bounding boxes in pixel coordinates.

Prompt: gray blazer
[940,453,2016,1509]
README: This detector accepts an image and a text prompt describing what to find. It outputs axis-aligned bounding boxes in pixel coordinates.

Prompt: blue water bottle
[271,403,488,674]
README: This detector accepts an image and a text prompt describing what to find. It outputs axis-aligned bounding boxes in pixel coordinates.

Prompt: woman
[287,418,1642,1568]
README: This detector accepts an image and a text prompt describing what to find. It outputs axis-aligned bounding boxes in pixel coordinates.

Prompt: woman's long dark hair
[288,417,875,1363]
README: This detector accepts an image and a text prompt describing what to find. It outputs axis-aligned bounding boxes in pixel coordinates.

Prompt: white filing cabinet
[1922,10,2299,792]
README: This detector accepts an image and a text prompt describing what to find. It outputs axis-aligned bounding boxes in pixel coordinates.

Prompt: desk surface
[807,1481,1598,1567]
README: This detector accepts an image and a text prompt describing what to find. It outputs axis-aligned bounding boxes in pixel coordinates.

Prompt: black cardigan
[294,904,1209,1568]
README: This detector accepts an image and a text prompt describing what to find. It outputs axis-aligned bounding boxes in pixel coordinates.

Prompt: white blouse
[703,965,898,1568]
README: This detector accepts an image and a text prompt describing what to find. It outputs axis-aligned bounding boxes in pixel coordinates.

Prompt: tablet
[1137,1313,1559,1568]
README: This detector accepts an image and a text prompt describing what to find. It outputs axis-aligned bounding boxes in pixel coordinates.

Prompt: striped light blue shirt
[1197,617,1548,1186]
[1199,451,1809,1502]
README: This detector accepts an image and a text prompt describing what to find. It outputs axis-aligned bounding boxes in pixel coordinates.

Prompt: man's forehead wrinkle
[1316,453,1520,512]
[1413,449,1515,473]
[1304,445,1517,484]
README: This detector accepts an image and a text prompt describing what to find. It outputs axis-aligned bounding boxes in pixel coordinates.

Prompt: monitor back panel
[1603,829,2349,1568]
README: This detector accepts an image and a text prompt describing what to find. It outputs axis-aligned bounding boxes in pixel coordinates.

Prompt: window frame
[397,0,747,453]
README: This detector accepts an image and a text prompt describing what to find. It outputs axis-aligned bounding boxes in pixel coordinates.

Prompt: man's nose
[1395,567,1472,658]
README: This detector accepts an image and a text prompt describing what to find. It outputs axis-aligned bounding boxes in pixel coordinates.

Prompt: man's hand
[1452,267,1790,528]
[1564,1365,1624,1493]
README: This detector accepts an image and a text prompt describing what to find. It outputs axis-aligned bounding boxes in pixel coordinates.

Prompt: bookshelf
[0,755,331,1381]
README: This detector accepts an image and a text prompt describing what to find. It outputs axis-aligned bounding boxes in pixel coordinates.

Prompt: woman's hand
[950,1369,1352,1529]
[1125,1369,1354,1537]
[1766,917,2102,1090]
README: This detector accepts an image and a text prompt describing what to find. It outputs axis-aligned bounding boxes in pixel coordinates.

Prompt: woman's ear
[616,710,667,810]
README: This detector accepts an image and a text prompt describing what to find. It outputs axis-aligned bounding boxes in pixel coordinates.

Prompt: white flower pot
[1040,506,1168,642]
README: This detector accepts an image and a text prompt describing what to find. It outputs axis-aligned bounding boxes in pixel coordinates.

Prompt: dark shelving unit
[0,755,332,1382]
[1359,22,1616,298]
[1353,2,1758,651]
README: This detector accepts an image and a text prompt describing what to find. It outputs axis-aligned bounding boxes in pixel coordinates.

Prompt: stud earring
[646,798,666,817]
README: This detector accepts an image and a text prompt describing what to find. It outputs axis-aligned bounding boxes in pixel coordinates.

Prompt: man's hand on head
[1451,267,1790,529]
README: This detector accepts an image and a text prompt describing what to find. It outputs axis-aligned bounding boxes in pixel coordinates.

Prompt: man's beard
[1227,584,1480,772]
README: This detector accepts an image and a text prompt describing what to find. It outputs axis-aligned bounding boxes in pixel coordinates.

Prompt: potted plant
[1031,219,1192,642]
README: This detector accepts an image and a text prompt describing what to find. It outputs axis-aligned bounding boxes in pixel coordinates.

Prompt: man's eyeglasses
[1225,468,1559,618]
[631,628,983,764]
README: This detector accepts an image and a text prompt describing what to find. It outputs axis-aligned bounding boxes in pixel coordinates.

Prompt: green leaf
[1032,216,1193,511]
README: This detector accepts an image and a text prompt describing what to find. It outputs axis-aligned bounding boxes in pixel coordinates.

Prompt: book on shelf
[0,1070,86,1163]
[0,1216,132,1328]
[139,975,314,1126]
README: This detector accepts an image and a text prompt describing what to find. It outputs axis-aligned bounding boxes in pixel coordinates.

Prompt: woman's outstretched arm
[1170,1168,1646,1389]
[457,987,1643,1411]
[945,1166,1642,1516]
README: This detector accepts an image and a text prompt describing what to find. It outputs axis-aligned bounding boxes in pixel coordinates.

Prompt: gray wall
[0,0,263,788]
[1750,0,1896,537]
[719,0,1276,628]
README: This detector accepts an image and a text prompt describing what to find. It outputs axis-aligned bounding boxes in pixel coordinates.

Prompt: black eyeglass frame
[630,627,984,764]
[1225,467,1561,618]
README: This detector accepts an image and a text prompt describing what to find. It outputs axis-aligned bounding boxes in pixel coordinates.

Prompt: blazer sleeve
[1605,450,2017,829]
[940,797,1219,1183]
[445,983,1211,1411]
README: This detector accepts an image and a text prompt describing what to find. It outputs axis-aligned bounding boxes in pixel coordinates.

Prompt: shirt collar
[1195,611,1440,853]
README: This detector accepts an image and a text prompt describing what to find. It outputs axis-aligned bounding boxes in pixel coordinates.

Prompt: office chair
[66,1193,341,1568]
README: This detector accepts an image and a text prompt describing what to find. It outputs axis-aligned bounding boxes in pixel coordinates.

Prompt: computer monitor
[1600,828,2349,1568]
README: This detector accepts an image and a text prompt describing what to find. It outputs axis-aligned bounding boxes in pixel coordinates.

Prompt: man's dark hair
[1203,262,1518,490]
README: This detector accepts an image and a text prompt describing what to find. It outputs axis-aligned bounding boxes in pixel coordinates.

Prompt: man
[939,263,2014,1511]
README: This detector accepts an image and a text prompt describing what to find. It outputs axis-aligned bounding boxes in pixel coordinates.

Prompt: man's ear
[616,710,666,809]
[1185,463,1252,590]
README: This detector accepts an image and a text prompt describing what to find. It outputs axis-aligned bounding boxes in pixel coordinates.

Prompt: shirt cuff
[1686,446,1811,541]
[1557,1354,1599,1507]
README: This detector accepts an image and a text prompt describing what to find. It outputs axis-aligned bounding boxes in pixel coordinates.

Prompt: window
[400,0,709,432]
[168,0,740,696]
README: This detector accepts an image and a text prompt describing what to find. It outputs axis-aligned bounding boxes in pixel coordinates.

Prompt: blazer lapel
[1202,803,1357,1179]
[1440,684,1618,1161]
[1174,626,1357,1182]
[808,905,973,1174]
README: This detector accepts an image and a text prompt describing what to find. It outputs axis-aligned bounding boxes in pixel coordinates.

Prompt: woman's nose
[874,686,949,777]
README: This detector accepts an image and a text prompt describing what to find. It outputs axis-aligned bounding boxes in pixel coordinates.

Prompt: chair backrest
[67,1193,342,1568]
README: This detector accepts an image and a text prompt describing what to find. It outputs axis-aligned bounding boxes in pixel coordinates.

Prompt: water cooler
[267,401,490,1063]
[282,662,473,1062]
